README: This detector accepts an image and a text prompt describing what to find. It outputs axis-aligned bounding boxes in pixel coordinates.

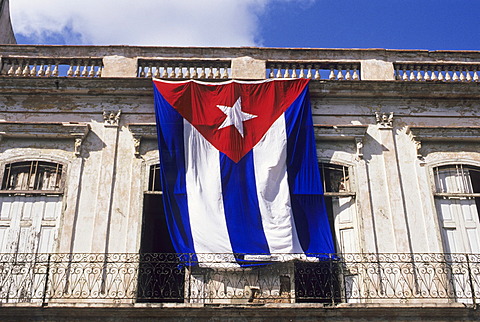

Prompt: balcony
[1,253,479,306]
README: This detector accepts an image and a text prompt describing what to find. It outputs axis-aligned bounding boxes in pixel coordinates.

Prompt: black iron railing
[0,253,479,305]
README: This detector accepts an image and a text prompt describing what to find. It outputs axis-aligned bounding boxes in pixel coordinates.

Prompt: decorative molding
[375,112,393,128]
[0,122,90,157]
[407,126,480,159]
[314,125,367,160]
[128,123,369,160]
[133,136,141,157]
[103,109,122,126]
[128,124,157,157]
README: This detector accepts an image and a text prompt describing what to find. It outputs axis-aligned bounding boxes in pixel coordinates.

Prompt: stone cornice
[0,78,478,99]
[407,126,480,159]
[0,121,90,156]
[2,45,480,62]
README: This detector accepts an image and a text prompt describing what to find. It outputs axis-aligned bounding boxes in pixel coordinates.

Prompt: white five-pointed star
[216,97,257,137]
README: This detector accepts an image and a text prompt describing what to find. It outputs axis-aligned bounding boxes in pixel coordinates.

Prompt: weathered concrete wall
[0,77,479,255]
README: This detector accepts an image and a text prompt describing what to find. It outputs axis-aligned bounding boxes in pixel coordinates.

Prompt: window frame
[0,159,66,196]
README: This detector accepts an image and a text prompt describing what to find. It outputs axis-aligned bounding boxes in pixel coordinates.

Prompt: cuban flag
[153,78,334,262]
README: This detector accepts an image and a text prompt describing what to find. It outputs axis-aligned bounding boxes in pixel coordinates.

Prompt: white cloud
[10,0,276,46]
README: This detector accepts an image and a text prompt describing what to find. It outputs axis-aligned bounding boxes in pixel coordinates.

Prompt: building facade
[0,44,480,320]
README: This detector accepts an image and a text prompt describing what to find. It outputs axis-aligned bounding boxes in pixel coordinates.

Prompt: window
[319,163,357,254]
[295,163,358,304]
[0,160,64,254]
[1,161,63,193]
[433,164,480,253]
[0,160,64,303]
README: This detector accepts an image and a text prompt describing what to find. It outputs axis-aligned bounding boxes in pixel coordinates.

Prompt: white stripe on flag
[253,115,303,253]
[183,120,233,254]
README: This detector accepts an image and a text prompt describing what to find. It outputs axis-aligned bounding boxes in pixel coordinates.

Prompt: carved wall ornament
[375,112,394,127]
[133,136,141,157]
[103,109,122,126]
[74,137,83,156]
[355,137,364,160]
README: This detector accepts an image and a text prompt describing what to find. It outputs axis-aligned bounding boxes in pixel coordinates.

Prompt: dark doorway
[137,165,184,303]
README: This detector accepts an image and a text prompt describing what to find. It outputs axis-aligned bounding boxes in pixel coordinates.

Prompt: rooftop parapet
[0,45,480,81]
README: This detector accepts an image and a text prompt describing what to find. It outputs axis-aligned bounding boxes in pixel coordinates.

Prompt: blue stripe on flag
[154,86,196,255]
[220,151,270,255]
[284,87,335,255]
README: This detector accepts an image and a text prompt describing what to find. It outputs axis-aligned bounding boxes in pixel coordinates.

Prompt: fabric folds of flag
[153,78,335,262]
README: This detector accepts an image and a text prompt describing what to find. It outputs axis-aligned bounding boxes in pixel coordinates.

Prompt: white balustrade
[394,63,480,82]
[266,63,360,80]
[0,57,103,77]
[137,60,231,79]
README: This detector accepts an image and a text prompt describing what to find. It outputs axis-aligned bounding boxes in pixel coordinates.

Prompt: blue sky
[11,0,480,50]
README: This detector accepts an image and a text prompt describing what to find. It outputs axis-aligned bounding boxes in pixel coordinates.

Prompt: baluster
[38,62,46,77]
[81,62,88,77]
[437,67,444,81]
[222,67,229,79]
[329,67,335,80]
[313,65,322,80]
[473,69,479,82]
[214,67,221,79]
[15,60,23,76]
[207,66,214,79]
[306,65,312,79]
[409,66,415,81]
[423,67,430,81]
[345,67,352,80]
[276,64,282,78]
[178,65,185,78]
[430,68,437,81]
[45,64,52,77]
[299,65,305,78]
[191,67,198,79]
[29,62,37,77]
[452,68,459,82]
[53,63,59,77]
[395,66,401,80]
[460,69,466,82]
[74,63,81,77]
[283,66,290,78]
[161,65,168,78]
[445,67,452,81]
[353,66,359,80]
[169,66,176,78]
[291,65,297,78]
[88,64,95,77]
[337,67,344,80]
[402,66,408,81]
[7,62,15,76]
[153,66,160,78]
[416,66,423,81]
[200,67,206,78]
[22,62,30,77]
[184,67,191,79]
[269,66,275,78]
[465,69,472,82]
[146,65,153,78]
[96,65,102,77]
